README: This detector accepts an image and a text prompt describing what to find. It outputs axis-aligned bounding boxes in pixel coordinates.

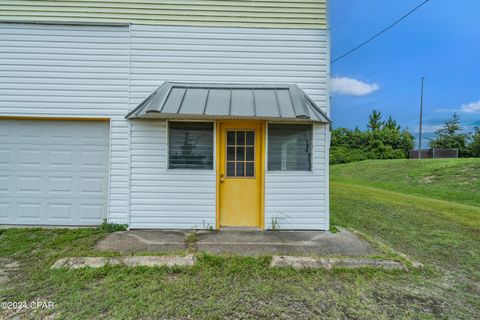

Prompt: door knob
[220,173,225,182]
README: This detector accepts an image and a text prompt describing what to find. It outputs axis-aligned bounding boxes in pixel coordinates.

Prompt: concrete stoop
[51,228,421,271]
[95,229,376,256]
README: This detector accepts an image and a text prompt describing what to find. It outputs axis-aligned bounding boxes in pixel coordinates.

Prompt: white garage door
[0,120,109,226]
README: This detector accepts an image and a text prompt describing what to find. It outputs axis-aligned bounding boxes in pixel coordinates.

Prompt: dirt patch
[0,258,20,285]
[419,175,436,184]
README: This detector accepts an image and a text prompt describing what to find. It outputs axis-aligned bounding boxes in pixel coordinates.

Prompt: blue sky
[330,0,480,140]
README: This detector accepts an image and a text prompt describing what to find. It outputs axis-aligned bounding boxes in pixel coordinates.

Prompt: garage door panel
[80,149,108,169]
[0,148,10,165]
[0,120,109,225]
[0,202,9,218]
[48,149,75,167]
[48,176,74,194]
[17,148,43,167]
[48,203,74,220]
[79,176,106,195]
[79,203,106,220]
[17,175,42,193]
[16,201,43,220]
[0,175,10,192]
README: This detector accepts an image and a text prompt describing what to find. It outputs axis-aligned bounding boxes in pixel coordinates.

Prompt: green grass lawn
[1,159,479,319]
[331,158,480,207]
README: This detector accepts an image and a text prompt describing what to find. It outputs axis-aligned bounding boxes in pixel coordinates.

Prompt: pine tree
[429,113,468,156]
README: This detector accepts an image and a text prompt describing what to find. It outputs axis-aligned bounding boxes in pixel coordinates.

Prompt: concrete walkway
[95,229,375,256]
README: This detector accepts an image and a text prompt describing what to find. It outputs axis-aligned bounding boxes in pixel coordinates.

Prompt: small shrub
[185,232,198,252]
[99,219,128,233]
[270,216,281,231]
[329,225,339,233]
[202,220,215,231]
[330,146,373,165]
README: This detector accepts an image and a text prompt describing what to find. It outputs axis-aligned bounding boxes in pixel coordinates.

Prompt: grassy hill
[330,158,480,318]
[330,158,480,207]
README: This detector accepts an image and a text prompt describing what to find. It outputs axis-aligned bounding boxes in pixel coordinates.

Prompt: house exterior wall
[0,0,327,29]
[129,24,329,114]
[265,123,328,230]
[129,120,216,229]
[128,24,329,229]
[0,23,131,224]
[0,0,330,230]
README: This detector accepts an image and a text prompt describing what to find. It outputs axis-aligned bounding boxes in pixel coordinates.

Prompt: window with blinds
[168,122,214,169]
[267,124,312,171]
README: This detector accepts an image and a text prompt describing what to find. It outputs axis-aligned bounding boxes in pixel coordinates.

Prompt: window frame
[266,122,314,173]
[166,119,216,171]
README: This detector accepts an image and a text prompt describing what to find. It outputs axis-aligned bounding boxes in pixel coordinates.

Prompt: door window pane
[236,131,245,145]
[236,147,245,161]
[246,147,254,161]
[227,131,235,146]
[236,162,244,176]
[227,147,235,161]
[246,131,255,145]
[246,162,254,176]
[227,162,235,176]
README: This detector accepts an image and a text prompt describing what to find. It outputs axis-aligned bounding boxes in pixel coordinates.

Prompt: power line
[331,0,433,64]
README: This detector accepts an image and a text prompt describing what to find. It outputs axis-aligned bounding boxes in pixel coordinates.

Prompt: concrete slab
[51,255,196,269]
[271,256,405,270]
[95,230,188,253]
[95,229,375,256]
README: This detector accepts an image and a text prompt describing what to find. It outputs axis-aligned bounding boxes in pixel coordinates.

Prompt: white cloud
[411,124,443,133]
[331,77,380,96]
[458,100,480,113]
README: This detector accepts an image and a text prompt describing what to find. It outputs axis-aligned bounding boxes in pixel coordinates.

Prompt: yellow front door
[217,120,264,228]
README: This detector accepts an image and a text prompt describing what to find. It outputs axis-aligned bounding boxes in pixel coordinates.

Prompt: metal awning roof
[125,82,330,123]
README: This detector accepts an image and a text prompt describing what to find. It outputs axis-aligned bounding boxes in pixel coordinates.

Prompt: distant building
[409,149,459,159]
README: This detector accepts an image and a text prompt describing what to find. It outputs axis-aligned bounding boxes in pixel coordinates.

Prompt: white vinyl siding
[129,120,216,229]
[0,23,131,224]
[128,25,329,115]
[265,123,328,230]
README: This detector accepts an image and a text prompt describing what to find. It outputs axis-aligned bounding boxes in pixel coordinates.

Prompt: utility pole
[418,76,425,159]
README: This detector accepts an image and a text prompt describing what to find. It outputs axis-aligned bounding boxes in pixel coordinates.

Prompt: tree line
[330,110,480,164]
[429,113,480,158]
